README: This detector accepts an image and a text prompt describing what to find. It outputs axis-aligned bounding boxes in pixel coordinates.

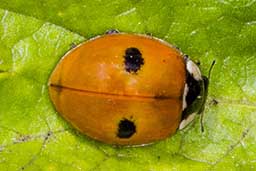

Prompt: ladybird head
[179,56,214,130]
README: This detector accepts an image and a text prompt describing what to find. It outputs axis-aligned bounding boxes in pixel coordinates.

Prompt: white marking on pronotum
[179,113,197,130]
[182,84,189,110]
[186,59,202,81]
[117,7,136,17]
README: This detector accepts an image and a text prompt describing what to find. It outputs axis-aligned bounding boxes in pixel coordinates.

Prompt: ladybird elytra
[49,33,207,146]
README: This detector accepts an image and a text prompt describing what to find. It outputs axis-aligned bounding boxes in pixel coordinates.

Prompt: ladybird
[48,31,210,146]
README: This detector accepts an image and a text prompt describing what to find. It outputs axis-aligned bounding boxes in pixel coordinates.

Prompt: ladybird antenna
[200,112,205,132]
[208,60,216,80]
[199,60,216,133]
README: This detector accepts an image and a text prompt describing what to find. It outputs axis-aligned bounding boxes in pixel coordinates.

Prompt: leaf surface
[0,1,256,170]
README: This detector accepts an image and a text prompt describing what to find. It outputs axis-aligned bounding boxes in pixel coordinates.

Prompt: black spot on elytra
[124,47,144,73]
[117,118,136,138]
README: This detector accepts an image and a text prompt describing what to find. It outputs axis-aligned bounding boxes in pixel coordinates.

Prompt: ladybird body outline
[48,32,209,146]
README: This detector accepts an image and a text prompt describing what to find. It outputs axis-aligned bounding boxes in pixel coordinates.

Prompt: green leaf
[0,0,256,170]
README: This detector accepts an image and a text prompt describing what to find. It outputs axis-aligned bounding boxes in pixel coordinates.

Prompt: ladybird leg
[198,60,215,132]
[70,42,77,49]
[183,54,189,61]
[172,45,181,51]
[105,29,120,34]
[146,32,153,36]
[200,112,204,132]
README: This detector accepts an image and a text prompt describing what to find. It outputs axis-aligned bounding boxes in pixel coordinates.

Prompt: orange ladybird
[48,31,209,146]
